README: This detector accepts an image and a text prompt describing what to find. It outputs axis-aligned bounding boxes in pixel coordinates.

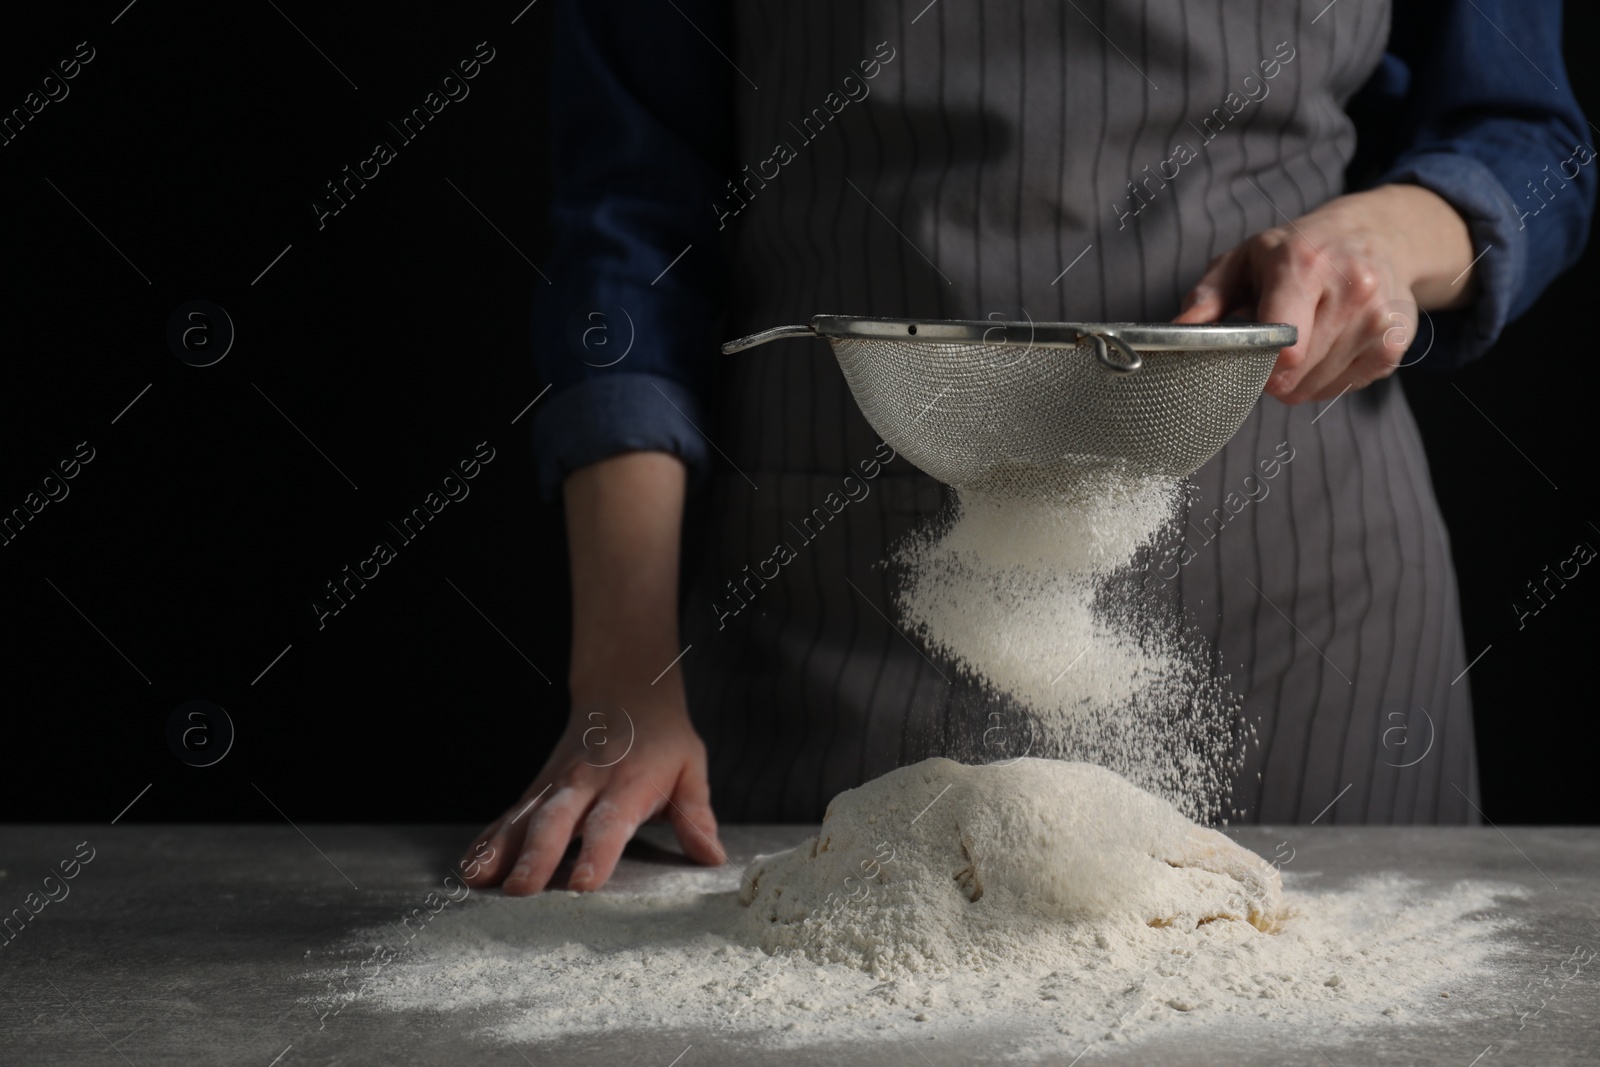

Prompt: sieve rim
[811,315,1296,351]
[721,316,1296,354]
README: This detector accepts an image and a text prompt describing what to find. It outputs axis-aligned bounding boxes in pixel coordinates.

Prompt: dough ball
[737,758,1281,973]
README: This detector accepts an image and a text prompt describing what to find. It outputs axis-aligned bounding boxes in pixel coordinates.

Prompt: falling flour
[895,479,1239,820]
[326,760,1521,1058]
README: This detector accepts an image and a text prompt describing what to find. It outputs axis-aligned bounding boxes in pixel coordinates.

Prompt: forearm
[562,450,687,706]
[1349,0,1592,361]
[465,451,716,894]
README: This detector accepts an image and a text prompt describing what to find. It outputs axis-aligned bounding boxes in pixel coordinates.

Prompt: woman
[463,0,1593,894]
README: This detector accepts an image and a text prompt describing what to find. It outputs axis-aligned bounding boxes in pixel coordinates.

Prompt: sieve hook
[1081,331,1143,374]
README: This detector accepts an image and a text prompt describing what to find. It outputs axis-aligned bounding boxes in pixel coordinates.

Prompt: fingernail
[509,862,530,881]
[571,862,594,888]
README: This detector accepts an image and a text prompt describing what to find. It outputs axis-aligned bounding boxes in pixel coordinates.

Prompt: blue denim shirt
[529,0,1594,498]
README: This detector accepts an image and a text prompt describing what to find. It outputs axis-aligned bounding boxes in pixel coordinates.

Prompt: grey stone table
[1,824,1596,1066]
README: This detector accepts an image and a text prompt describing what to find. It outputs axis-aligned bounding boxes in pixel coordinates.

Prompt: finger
[1173,249,1248,324]
[459,782,551,886]
[458,822,518,887]
[463,812,525,886]
[1254,245,1331,400]
[568,779,666,892]
[1284,278,1396,403]
[664,760,725,867]
[502,783,595,896]
[464,783,556,883]
[1286,315,1380,404]
[458,821,499,886]
[1303,339,1401,403]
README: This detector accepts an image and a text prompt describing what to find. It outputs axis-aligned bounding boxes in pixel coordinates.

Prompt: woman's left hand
[1174,184,1479,404]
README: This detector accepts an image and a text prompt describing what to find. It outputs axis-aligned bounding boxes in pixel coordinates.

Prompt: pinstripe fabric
[681,0,1477,825]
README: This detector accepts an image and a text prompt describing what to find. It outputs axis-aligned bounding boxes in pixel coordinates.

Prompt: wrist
[569,631,685,695]
[1362,184,1476,311]
[569,666,688,718]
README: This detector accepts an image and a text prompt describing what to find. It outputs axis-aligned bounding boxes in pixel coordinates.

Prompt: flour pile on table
[738,759,1280,974]
[328,759,1519,1056]
[895,479,1238,820]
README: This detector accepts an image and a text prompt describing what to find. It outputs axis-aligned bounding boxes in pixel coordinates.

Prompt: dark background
[1,1,1594,826]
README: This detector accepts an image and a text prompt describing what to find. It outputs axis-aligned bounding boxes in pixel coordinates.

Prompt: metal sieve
[723,316,1296,500]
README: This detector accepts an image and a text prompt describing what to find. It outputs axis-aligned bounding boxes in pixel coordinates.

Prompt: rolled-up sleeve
[1348,0,1595,366]
[528,0,734,498]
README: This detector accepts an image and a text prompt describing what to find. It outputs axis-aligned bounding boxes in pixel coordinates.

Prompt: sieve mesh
[830,335,1278,500]
[723,317,1291,502]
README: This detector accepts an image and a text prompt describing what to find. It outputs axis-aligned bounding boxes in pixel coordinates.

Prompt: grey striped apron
[681,0,1477,825]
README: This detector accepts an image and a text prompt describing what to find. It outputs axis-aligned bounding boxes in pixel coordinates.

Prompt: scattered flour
[895,480,1240,820]
[327,760,1520,1058]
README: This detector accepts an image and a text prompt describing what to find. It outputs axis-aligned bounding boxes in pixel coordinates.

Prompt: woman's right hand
[459,699,724,894]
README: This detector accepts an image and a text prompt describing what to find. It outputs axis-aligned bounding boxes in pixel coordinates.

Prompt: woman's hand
[460,698,723,894]
[1174,184,1478,404]
[461,450,720,894]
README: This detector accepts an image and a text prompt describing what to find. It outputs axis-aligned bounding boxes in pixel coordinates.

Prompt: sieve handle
[721,324,817,354]
[1082,331,1143,374]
